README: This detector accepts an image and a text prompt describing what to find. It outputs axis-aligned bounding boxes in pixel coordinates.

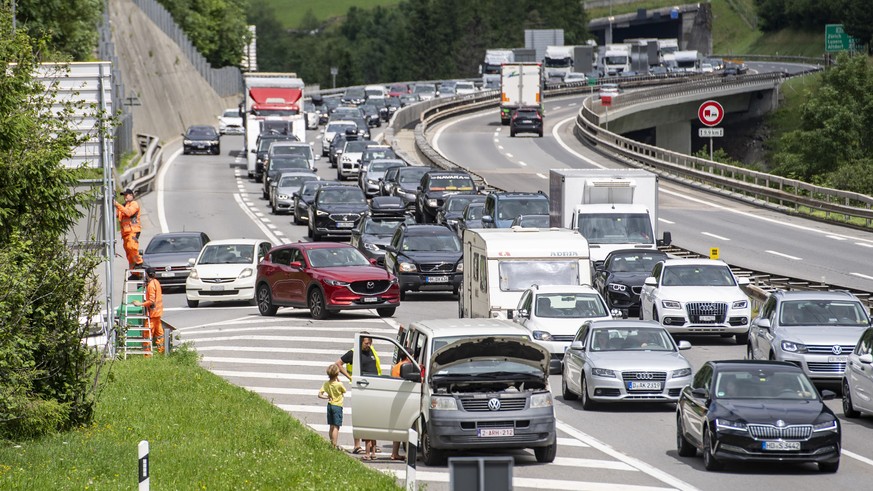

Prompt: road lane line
[186,335,363,344]
[505,152,513,158]
[247,386,342,397]
[850,273,873,281]
[183,325,395,336]
[197,346,345,356]
[659,218,675,224]
[856,242,873,248]
[843,449,873,468]
[765,250,802,260]
[536,173,547,179]
[212,370,326,381]
[181,316,388,330]
[552,117,609,169]
[701,232,730,241]
[156,147,184,233]
[518,161,527,166]
[232,193,284,245]
[498,145,504,150]
[203,356,331,368]
[826,235,847,241]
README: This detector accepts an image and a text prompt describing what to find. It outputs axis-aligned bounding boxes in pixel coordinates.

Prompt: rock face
[108,0,241,142]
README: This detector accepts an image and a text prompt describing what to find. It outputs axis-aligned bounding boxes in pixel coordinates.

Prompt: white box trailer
[460,228,591,319]
[499,63,543,125]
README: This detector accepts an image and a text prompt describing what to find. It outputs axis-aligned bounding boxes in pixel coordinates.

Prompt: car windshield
[661,265,736,287]
[427,175,475,191]
[401,233,461,252]
[496,199,549,220]
[778,300,869,327]
[272,145,311,158]
[306,247,370,268]
[317,188,366,204]
[465,204,485,219]
[222,110,238,118]
[534,293,607,318]
[365,149,396,161]
[608,252,666,273]
[515,110,539,119]
[327,123,356,134]
[186,127,216,138]
[399,168,429,183]
[345,141,371,153]
[145,236,203,254]
[271,158,309,170]
[433,359,543,378]
[446,196,479,212]
[515,215,550,228]
[371,161,404,172]
[498,260,579,291]
[198,244,255,265]
[414,85,435,94]
[363,220,403,235]
[278,175,312,188]
[589,328,675,352]
[714,369,818,400]
[344,88,365,98]
[577,213,653,244]
[365,89,383,97]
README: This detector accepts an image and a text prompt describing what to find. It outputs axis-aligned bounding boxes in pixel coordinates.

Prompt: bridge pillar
[655,120,691,154]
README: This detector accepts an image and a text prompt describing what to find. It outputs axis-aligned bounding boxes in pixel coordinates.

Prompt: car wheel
[186,298,199,308]
[843,379,860,418]
[510,130,516,137]
[580,375,596,410]
[818,460,840,473]
[538,130,544,138]
[376,307,396,317]
[183,149,189,155]
[534,442,557,463]
[420,424,445,466]
[677,416,696,457]
[256,284,278,316]
[561,373,578,400]
[214,146,221,155]
[769,351,776,361]
[734,331,749,345]
[308,288,328,320]
[293,210,302,225]
[702,428,723,471]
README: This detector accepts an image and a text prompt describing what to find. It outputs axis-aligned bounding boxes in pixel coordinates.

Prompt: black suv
[509,106,544,138]
[414,171,477,223]
[384,224,463,300]
[307,185,369,241]
[482,191,550,228]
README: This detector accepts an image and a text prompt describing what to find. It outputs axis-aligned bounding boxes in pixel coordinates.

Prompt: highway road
[131,118,873,489]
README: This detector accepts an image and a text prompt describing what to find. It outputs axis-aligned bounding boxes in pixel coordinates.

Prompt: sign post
[698,100,724,161]
[138,440,149,490]
[330,66,338,89]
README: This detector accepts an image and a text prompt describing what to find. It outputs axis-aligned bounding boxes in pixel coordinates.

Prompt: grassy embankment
[0,349,401,490]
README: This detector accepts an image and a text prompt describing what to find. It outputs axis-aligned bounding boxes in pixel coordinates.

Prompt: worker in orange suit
[114,188,144,271]
[134,267,164,354]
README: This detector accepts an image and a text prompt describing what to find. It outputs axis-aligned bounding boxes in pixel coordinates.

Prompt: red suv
[255,242,400,320]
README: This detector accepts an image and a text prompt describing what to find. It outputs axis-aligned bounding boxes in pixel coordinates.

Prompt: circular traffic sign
[698,100,724,127]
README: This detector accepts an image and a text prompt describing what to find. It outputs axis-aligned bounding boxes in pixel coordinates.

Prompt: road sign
[709,247,720,260]
[699,128,724,138]
[330,66,338,76]
[826,24,861,53]
[698,100,723,127]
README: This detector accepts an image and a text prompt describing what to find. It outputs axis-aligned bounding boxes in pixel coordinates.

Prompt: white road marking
[202,356,331,368]
[156,147,184,233]
[493,138,499,143]
[850,273,873,281]
[536,173,548,179]
[505,153,514,158]
[387,470,676,491]
[856,242,873,248]
[212,370,326,381]
[261,217,271,223]
[518,161,528,166]
[266,224,278,230]
[247,386,342,397]
[196,346,346,356]
[288,407,350,415]
[187,335,364,344]
[843,449,873,468]
[185,325,394,336]
[431,111,491,158]
[659,218,675,224]
[494,129,500,134]
[701,232,730,241]
[552,117,609,169]
[232,194,284,245]
[826,235,847,241]
[568,103,578,106]
[498,145,504,150]
[554,106,562,109]
[765,250,802,260]
[182,316,388,330]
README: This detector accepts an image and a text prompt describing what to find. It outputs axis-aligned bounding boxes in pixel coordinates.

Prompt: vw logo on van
[832,345,843,355]
[487,398,501,411]
[635,373,654,380]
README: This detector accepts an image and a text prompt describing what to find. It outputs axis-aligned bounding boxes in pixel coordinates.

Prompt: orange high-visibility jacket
[115,200,142,234]
[142,278,163,318]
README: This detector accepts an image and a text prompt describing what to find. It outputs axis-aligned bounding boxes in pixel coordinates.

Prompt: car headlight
[367,179,378,185]
[399,262,417,273]
[427,199,438,207]
[608,283,627,292]
[183,139,193,145]
[277,194,289,200]
[238,268,253,279]
[715,418,747,432]
[672,368,692,378]
[732,300,748,309]
[661,300,682,310]
[530,393,553,408]
[324,279,349,287]
[591,368,615,378]
[813,420,838,433]
[430,396,458,410]
[188,268,199,280]
[781,340,808,353]
[532,330,552,341]
[364,243,380,252]
[316,210,329,216]
[455,262,463,273]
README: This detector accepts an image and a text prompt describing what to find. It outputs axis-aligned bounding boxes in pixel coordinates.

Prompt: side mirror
[756,318,771,331]
[820,389,837,401]
[737,277,750,286]
[289,261,303,270]
[188,258,196,267]
[859,353,873,364]
[368,258,378,266]
[644,276,657,286]
[569,340,585,351]
[516,309,529,319]
[385,245,397,253]
[181,133,186,138]
[677,340,692,350]
[482,215,494,223]
[691,388,709,400]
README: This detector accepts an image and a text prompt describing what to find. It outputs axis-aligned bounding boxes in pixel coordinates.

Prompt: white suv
[513,284,616,374]
[639,258,751,344]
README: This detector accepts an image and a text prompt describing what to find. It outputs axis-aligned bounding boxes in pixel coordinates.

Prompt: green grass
[261,0,402,29]
[0,349,401,490]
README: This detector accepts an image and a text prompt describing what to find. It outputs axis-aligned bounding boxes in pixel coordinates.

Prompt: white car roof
[662,258,728,267]
[529,284,600,295]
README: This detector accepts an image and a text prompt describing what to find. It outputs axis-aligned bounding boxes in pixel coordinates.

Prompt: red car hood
[315,265,393,281]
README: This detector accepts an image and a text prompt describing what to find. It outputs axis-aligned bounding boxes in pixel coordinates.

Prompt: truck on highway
[543,45,573,81]
[657,38,679,62]
[548,169,671,265]
[499,62,543,125]
[602,44,632,76]
[480,49,514,90]
[673,50,702,73]
[459,228,592,320]
[241,73,306,179]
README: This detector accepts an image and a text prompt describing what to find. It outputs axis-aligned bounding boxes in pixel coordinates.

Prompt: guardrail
[116,134,163,195]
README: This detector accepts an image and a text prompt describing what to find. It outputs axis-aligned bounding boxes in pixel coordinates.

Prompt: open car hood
[431,336,549,374]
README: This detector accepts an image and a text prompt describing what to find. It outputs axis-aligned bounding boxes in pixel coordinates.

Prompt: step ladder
[116,268,152,358]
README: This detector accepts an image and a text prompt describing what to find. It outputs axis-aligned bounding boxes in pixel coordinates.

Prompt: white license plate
[627,381,662,390]
[210,285,225,291]
[336,222,354,228]
[160,272,174,278]
[700,315,716,321]
[361,297,379,303]
[762,441,800,451]
[425,276,449,283]
[477,428,514,438]
[521,119,532,123]
[828,356,848,363]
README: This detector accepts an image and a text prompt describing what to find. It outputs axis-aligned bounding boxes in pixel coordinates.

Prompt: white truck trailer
[241,73,306,178]
[459,228,592,320]
[602,44,631,76]
[480,49,514,90]
[548,169,671,265]
[544,45,573,81]
[499,62,543,125]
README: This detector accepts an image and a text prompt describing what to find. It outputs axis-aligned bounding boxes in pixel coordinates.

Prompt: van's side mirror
[859,353,873,364]
[737,277,750,286]
[691,388,709,400]
[755,318,771,331]
[517,309,529,319]
[658,232,672,246]
[188,258,196,267]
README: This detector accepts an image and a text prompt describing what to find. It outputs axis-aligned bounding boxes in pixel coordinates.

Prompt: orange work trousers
[122,232,143,269]
[143,316,165,354]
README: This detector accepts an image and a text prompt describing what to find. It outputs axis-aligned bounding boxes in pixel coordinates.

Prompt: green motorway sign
[826,24,861,53]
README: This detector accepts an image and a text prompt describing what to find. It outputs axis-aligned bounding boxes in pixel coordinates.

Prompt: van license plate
[425,276,449,283]
[763,441,800,451]
[828,356,847,363]
[478,428,513,438]
[160,272,174,278]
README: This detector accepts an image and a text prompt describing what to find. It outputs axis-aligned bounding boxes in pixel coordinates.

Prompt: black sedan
[593,249,668,318]
[677,360,840,473]
[182,126,220,155]
[141,232,211,287]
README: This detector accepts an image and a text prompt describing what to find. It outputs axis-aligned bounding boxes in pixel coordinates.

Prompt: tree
[841,0,873,50]
[156,0,252,67]
[13,0,103,61]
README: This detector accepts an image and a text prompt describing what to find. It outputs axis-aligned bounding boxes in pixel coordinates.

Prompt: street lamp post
[330,67,338,89]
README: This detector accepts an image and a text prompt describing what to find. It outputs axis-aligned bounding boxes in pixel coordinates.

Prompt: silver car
[748,290,870,383]
[561,320,693,409]
[843,326,873,418]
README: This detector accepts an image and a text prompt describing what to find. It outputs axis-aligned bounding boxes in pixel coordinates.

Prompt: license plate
[361,297,379,303]
[336,222,354,228]
[160,272,174,278]
[210,285,225,291]
[425,276,449,283]
[521,119,532,123]
[828,356,848,363]
[762,441,800,451]
[627,381,662,390]
[700,315,716,321]
[477,428,514,438]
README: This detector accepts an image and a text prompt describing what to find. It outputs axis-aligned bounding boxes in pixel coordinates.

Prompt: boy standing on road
[318,364,346,451]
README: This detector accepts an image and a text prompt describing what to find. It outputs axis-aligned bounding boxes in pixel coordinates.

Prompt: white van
[350,319,556,465]
[459,228,592,319]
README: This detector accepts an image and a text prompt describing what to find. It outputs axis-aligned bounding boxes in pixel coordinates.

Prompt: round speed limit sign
[698,100,724,127]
